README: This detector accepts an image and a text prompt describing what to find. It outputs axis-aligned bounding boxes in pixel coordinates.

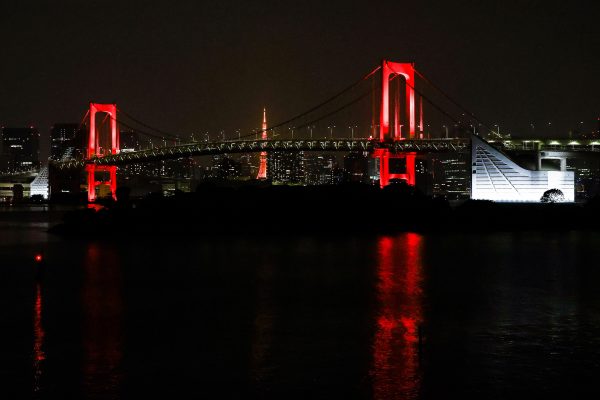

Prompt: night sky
[1,0,598,155]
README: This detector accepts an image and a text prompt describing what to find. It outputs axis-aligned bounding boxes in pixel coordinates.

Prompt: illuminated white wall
[30,166,49,199]
[471,136,574,202]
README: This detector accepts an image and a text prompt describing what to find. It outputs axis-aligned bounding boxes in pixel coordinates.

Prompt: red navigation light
[34,254,43,263]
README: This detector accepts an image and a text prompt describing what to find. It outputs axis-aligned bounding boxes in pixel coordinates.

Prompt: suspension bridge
[50,59,597,202]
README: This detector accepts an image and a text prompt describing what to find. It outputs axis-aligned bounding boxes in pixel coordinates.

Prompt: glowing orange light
[257,108,268,179]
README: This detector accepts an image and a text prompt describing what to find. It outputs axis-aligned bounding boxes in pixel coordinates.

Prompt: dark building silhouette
[1,127,40,172]
[343,152,369,183]
[239,154,255,178]
[429,152,470,199]
[50,123,86,160]
[120,130,141,152]
[304,154,342,185]
[209,155,241,179]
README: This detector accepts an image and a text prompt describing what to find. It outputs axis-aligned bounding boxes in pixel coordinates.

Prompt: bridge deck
[53,138,469,168]
[52,137,600,169]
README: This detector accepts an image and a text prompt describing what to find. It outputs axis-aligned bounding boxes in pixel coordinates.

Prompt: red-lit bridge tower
[86,103,119,202]
[256,108,268,179]
[373,60,418,187]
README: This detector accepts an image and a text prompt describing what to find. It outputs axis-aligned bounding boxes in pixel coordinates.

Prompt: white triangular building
[471,135,574,202]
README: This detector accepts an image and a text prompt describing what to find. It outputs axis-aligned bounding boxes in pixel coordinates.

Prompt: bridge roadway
[53,138,469,168]
[52,136,600,169]
[489,138,600,151]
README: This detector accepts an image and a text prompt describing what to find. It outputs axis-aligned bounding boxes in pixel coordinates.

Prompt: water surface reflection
[3,219,600,399]
[372,233,424,400]
[32,283,45,395]
[82,243,123,398]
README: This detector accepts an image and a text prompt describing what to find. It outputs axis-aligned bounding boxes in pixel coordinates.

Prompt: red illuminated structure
[256,108,268,179]
[375,60,418,188]
[86,103,119,202]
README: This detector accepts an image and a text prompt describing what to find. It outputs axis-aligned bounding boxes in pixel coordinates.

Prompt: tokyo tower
[256,108,268,179]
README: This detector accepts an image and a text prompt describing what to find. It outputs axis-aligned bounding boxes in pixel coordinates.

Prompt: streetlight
[328,125,336,138]
[442,125,448,139]
[348,125,357,139]
[204,133,210,142]
[530,123,535,134]
[308,125,314,139]
[494,124,500,137]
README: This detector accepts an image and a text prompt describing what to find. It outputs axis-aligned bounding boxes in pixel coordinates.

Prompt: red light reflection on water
[250,261,275,385]
[372,233,424,400]
[82,243,123,397]
[33,283,45,393]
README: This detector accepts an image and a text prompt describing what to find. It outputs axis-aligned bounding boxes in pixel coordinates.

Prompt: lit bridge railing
[488,138,600,152]
[52,138,470,169]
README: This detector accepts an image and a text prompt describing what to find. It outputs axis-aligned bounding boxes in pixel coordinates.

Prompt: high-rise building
[303,154,341,185]
[430,152,471,199]
[210,154,241,179]
[120,130,141,152]
[239,154,255,178]
[50,124,71,160]
[267,151,304,184]
[1,127,40,172]
[567,157,600,200]
[50,123,87,162]
[343,152,369,183]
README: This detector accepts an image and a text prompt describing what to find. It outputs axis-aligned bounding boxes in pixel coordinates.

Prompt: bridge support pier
[374,149,416,188]
[87,165,117,202]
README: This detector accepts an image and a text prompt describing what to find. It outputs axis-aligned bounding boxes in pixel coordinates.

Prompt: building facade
[50,123,86,160]
[471,135,575,202]
[1,127,40,172]
[267,151,304,184]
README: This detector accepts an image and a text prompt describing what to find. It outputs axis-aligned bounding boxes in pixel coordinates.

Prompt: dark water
[1,207,600,399]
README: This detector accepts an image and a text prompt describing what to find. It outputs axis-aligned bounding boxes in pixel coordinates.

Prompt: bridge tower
[374,60,417,187]
[256,108,268,179]
[86,103,119,202]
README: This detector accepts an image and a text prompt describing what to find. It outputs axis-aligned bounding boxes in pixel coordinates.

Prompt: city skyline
[2,3,600,399]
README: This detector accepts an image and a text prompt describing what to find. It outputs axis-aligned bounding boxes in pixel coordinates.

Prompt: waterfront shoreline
[45,185,600,237]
